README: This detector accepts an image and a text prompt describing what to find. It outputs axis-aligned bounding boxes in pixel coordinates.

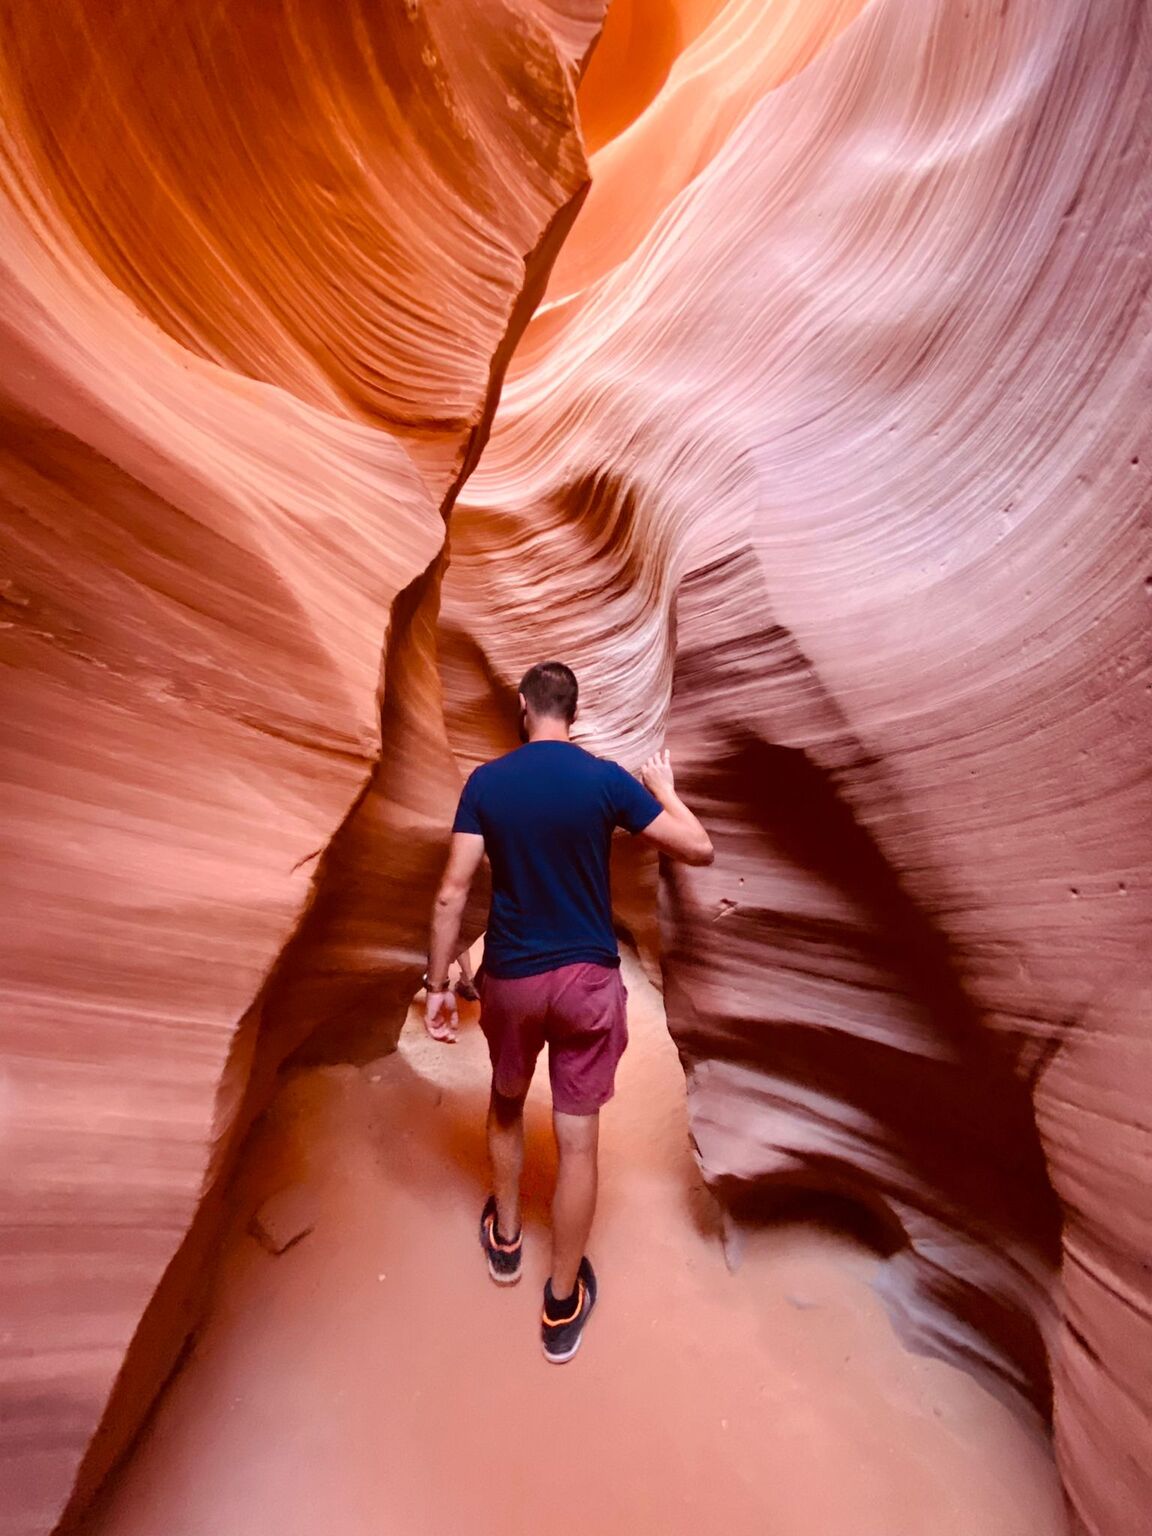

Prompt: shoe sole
[542,1335,583,1364]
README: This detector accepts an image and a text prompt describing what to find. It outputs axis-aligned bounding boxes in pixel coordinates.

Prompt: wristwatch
[422,972,452,993]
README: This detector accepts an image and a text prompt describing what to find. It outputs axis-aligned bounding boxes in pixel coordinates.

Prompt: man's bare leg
[488,1087,526,1240]
[550,1110,599,1298]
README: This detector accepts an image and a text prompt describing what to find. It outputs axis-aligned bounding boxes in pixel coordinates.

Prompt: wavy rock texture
[0,3,602,1532]
[443,3,1152,1534]
[525,0,873,362]
[2,2,1150,1535]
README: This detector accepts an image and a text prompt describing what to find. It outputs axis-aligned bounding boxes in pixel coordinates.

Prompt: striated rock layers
[0,2,603,1531]
[1,2,1149,1535]
[443,2,1152,1534]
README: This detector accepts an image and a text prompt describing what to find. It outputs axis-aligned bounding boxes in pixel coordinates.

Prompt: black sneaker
[541,1256,597,1363]
[479,1195,522,1285]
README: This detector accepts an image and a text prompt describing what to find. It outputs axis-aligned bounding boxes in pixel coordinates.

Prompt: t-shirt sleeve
[451,770,484,836]
[607,762,663,835]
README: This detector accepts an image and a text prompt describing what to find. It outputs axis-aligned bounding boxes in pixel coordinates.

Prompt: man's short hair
[519,661,578,723]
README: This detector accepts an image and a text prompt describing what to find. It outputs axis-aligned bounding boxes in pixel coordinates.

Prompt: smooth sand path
[90,956,1067,1536]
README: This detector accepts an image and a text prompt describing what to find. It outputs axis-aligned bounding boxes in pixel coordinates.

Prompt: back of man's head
[519,661,578,723]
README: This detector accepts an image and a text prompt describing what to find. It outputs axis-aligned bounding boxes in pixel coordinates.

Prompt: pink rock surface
[249,1185,319,1257]
[444,2,1152,1531]
[0,4,601,1530]
[1,2,1149,1534]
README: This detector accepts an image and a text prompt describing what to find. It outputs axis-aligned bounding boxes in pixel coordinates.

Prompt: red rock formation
[531,0,871,357]
[0,4,602,1531]
[2,1,1150,1534]
[443,2,1152,1532]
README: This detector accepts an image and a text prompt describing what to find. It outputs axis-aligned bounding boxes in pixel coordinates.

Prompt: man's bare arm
[637,750,714,866]
[424,831,485,1041]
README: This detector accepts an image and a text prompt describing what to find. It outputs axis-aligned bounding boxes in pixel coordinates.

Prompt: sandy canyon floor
[89,958,1068,1536]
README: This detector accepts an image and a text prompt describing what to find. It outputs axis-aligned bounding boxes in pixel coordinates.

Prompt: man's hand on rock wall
[639,747,676,804]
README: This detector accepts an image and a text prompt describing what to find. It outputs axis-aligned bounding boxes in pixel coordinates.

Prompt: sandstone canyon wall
[0,3,604,1530]
[448,1,1152,1530]
[2,3,1150,1536]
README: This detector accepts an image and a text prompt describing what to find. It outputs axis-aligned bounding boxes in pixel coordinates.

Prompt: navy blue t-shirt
[452,741,663,979]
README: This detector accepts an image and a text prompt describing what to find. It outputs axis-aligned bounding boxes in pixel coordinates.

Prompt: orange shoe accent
[484,1212,522,1254]
[542,1279,585,1328]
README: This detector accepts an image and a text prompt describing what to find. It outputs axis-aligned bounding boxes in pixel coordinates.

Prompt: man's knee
[553,1108,599,1159]
[490,1085,527,1126]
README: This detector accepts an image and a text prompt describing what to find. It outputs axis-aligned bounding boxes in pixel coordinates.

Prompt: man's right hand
[637,747,714,867]
[639,748,676,804]
[424,987,459,1043]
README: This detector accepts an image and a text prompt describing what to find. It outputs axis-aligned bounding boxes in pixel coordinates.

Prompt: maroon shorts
[478,962,628,1116]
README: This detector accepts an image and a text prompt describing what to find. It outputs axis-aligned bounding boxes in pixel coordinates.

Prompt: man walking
[423,661,713,1362]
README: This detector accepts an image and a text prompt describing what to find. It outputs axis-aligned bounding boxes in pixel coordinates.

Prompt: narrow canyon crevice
[54,103,602,1530]
[3,2,1151,1534]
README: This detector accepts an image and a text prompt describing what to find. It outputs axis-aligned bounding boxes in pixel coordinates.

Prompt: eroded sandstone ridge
[1,2,1149,1534]
[445,2,1152,1533]
[0,3,603,1530]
